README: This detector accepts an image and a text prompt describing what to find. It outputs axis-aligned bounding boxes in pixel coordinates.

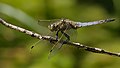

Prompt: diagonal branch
[0,18,120,57]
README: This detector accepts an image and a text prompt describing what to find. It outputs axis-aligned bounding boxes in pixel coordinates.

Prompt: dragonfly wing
[48,42,64,59]
[66,29,77,41]
[38,20,51,28]
[38,19,61,35]
[75,18,115,27]
[38,19,61,28]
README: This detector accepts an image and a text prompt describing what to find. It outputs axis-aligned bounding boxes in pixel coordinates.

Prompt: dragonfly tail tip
[108,18,116,21]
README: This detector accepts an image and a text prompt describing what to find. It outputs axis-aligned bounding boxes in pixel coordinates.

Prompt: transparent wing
[67,29,77,41]
[48,42,63,59]
[48,25,76,59]
[38,19,62,35]
[48,31,65,59]
[38,19,61,28]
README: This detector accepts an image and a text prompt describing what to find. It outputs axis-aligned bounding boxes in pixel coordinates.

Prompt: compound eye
[48,23,56,31]
[48,24,54,30]
[61,19,64,22]
[50,24,53,27]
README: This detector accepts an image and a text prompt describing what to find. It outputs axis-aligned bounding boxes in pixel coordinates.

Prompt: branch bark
[0,18,120,57]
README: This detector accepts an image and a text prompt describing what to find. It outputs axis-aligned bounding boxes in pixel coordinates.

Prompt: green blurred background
[0,0,120,68]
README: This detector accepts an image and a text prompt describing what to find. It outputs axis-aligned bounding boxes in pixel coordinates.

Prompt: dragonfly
[34,18,115,57]
[47,18,115,40]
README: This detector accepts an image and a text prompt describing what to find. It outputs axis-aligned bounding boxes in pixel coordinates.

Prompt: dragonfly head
[48,24,55,31]
[48,18,67,31]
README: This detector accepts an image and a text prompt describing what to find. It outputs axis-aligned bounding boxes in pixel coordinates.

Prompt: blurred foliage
[0,0,120,68]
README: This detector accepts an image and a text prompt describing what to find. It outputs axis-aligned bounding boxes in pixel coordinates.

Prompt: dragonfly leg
[61,31,70,41]
[49,30,59,43]
[56,30,60,40]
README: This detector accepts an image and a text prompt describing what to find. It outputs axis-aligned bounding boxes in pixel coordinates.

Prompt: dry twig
[0,18,120,57]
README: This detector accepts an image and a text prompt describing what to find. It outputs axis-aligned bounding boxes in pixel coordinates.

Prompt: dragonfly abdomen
[75,18,115,28]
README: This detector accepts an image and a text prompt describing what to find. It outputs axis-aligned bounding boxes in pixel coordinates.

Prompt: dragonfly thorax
[48,19,76,32]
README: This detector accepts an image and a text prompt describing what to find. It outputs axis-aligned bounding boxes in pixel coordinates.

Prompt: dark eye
[53,24,56,27]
